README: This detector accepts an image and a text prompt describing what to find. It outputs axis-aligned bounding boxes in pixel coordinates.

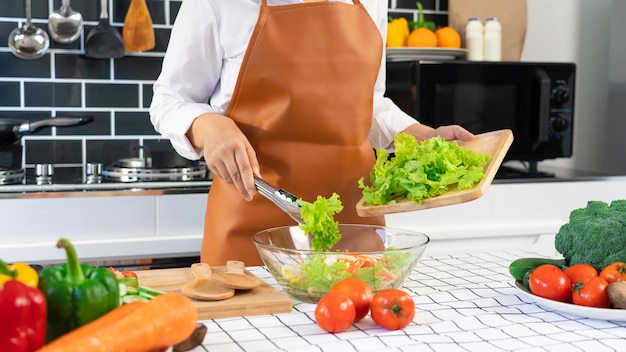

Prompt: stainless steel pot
[0,116,94,146]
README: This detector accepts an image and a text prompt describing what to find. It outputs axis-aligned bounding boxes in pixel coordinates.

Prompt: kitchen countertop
[2,175,626,264]
[189,249,626,352]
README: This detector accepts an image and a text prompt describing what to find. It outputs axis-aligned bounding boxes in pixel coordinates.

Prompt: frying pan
[0,116,94,146]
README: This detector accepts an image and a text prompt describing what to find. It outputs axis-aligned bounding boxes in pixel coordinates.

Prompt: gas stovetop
[0,158,212,198]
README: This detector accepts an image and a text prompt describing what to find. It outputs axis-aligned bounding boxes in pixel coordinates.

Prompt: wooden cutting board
[135,266,292,320]
[356,129,514,216]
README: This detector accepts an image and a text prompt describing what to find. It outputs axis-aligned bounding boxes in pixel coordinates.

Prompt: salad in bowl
[253,223,429,303]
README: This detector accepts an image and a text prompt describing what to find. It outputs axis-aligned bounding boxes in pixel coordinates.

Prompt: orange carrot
[37,292,198,352]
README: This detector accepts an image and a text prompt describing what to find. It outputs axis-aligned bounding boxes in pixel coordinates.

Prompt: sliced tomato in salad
[108,267,138,280]
[280,251,413,297]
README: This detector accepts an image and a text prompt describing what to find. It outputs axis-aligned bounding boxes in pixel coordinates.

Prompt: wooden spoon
[181,263,235,301]
[211,261,262,290]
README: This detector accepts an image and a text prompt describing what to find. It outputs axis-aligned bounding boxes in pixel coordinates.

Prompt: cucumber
[125,286,139,296]
[138,286,165,298]
[122,295,150,304]
[508,257,566,282]
[118,277,139,288]
[522,269,533,292]
[118,283,127,296]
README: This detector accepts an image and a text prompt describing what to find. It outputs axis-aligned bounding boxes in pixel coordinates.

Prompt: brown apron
[202,0,385,266]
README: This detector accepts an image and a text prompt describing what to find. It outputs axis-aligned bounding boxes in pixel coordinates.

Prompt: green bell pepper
[38,238,120,343]
[410,2,436,32]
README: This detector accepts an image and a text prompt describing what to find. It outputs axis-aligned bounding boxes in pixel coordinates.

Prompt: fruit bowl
[252,224,429,303]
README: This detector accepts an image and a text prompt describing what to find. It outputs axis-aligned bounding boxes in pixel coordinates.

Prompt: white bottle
[465,17,483,61]
[483,17,502,61]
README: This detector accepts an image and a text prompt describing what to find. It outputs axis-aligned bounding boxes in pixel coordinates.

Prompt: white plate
[386,47,467,61]
[514,281,626,321]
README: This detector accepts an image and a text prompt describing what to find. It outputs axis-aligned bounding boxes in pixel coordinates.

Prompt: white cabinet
[2,177,625,264]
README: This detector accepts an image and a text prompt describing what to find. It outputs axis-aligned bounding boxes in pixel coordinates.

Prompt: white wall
[521,0,612,174]
[606,0,626,175]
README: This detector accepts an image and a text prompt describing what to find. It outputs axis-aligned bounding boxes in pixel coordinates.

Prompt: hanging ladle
[8,0,50,59]
[48,0,84,44]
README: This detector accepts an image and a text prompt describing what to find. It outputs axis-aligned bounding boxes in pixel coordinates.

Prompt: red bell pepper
[0,279,47,352]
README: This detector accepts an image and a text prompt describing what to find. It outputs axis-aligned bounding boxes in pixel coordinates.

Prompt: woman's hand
[402,123,475,142]
[186,113,259,201]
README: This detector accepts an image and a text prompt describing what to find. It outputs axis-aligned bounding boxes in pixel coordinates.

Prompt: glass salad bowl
[252,224,430,303]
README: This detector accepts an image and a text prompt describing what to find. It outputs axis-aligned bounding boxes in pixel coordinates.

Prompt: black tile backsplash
[25,139,83,164]
[85,83,139,108]
[114,56,163,80]
[0,82,20,106]
[142,84,153,108]
[115,111,158,136]
[0,0,448,177]
[55,54,112,79]
[0,53,51,78]
[24,82,83,107]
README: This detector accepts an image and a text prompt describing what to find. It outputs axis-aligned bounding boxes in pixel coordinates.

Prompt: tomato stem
[380,295,410,318]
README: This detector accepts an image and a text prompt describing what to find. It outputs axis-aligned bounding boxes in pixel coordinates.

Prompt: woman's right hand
[186,113,259,201]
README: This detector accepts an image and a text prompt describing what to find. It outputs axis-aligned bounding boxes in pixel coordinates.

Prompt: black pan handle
[28,115,95,134]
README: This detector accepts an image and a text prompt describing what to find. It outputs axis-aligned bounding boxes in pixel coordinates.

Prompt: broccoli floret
[554,200,626,271]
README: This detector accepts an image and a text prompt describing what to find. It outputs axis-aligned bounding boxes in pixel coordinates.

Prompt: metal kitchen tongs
[253,176,304,224]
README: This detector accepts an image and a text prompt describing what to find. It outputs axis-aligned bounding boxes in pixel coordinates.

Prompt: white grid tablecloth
[190,250,626,352]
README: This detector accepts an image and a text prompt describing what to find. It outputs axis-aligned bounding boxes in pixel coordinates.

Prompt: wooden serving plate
[356,129,513,216]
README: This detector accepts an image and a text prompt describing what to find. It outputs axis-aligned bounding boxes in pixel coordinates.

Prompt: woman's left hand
[402,123,475,142]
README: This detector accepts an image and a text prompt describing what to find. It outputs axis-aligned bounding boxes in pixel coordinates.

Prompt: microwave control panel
[550,80,572,133]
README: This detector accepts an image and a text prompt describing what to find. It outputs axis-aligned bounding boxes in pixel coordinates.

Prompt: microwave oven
[385,61,576,175]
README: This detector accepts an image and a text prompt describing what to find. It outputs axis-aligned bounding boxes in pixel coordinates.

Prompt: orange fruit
[407,28,437,48]
[435,27,461,48]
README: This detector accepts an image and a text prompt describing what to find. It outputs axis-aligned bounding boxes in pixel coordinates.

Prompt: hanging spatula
[85,0,124,59]
[122,0,155,52]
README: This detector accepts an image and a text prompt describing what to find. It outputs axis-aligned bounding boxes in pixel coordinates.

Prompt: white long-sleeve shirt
[149,0,417,160]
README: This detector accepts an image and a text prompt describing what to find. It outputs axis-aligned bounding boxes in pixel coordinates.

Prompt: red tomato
[600,261,626,283]
[529,264,571,302]
[107,266,123,279]
[331,278,373,322]
[564,263,598,286]
[369,289,415,330]
[572,276,611,308]
[122,270,138,278]
[315,291,356,333]
[361,261,374,268]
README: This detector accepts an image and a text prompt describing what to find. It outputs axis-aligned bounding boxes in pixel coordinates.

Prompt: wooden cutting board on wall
[135,266,293,320]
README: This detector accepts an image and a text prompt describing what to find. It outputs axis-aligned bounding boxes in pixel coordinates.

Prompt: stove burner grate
[102,159,208,183]
[0,168,25,185]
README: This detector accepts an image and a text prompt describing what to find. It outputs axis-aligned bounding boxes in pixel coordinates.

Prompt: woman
[150,0,474,266]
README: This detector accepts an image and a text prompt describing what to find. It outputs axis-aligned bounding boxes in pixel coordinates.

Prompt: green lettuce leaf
[359,133,491,205]
[296,193,343,251]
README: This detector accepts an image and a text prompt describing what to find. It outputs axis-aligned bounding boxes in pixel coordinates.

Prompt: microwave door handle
[533,68,551,151]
